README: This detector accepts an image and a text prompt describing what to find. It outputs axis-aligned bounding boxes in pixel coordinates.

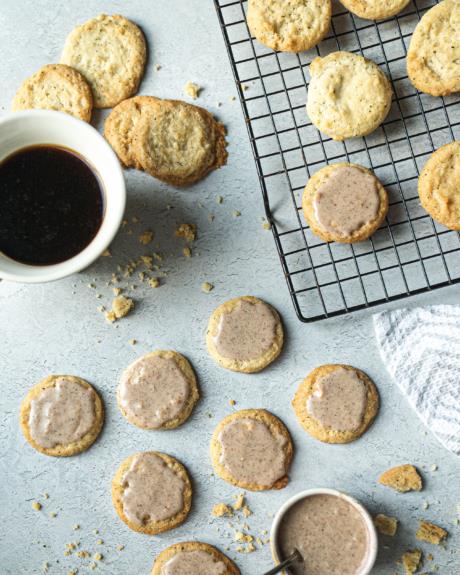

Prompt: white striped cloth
[373,305,460,455]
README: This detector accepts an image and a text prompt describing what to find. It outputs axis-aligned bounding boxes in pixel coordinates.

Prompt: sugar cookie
[151,541,240,575]
[339,0,411,20]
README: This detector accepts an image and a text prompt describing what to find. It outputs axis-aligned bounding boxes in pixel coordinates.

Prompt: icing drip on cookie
[213,299,277,361]
[118,355,190,428]
[29,377,96,448]
[307,368,367,431]
[121,453,185,525]
[218,418,287,486]
[162,550,227,575]
[314,166,380,237]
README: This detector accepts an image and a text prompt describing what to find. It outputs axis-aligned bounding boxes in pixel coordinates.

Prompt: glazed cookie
[61,14,146,108]
[338,0,411,20]
[407,0,460,97]
[133,99,228,186]
[302,162,389,243]
[12,64,93,122]
[20,375,104,457]
[151,541,240,575]
[112,451,192,535]
[307,51,393,140]
[117,350,199,430]
[210,409,293,491]
[418,141,460,230]
[247,0,331,52]
[104,96,159,168]
[292,364,379,444]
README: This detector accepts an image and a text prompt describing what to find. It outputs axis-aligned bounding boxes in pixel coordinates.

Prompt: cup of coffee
[270,488,378,575]
[0,110,125,282]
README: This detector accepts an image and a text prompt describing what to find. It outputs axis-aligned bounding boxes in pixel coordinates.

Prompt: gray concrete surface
[0,1,458,573]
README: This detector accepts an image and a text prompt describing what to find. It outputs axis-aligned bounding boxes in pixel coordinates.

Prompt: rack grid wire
[214,0,460,322]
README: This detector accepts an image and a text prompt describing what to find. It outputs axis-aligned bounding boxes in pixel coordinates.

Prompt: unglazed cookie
[407,0,460,97]
[117,350,199,430]
[292,364,379,444]
[307,51,392,140]
[104,96,159,168]
[206,296,284,373]
[418,141,460,230]
[112,451,192,535]
[151,542,240,575]
[12,64,93,121]
[247,0,331,52]
[61,14,146,108]
[302,163,389,243]
[210,409,293,491]
[339,0,411,20]
[20,375,104,457]
[133,99,228,186]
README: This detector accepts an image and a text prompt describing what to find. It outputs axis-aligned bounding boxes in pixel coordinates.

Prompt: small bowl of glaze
[0,110,125,283]
[270,488,378,575]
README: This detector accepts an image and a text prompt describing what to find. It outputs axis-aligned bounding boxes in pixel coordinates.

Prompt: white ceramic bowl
[270,488,378,575]
[0,110,125,282]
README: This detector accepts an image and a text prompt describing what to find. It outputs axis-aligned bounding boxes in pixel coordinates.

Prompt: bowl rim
[0,110,126,283]
[270,487,378,575]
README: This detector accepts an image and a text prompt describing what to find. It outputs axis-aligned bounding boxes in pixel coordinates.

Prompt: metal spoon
[262,548,303,575]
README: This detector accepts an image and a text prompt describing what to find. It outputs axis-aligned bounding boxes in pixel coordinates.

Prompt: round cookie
[151,542,240,575]
[112,451,192,535]
[418,141,460,231]
[12,64,93,122]
[206,296,284,373]
[210,409,293,491]
[246,0,331,53]
[133,99,228,187]
[117,350,199,430]
[61,14,146,108]
[338,0,411,20]
[407,0,460,97]
[20,375,104,457]
[104,95,159,168]
[302,162,389,243]
[307,51,393,141]
[292,364,379,444]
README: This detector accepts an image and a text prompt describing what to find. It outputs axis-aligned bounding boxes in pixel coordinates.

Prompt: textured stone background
[0,1,458,573]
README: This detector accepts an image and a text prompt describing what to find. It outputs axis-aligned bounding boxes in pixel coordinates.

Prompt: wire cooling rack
[214,0,460,322]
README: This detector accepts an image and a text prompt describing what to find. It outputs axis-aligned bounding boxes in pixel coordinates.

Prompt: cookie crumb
[73,524,80,531]
[232,210,241,217]
[76,551,90,558]
[94,552,103,561]
[139,230,154,245]
[96,539,103,545]
[129,339,137,345]
[112,287,122,296]
[105,310,117,323]
[183,246,192,258]
[148,278,160,289]
[430,464,438,471]
[208,213,215,223]
[242,505,252,518]
[212,503,234,517]
[184,82,201,99]
[416,520,448,544]
[43,493,49,499]
[32,501,42,511]
[233,493,245,511]
[379,464,422,492]
[67,570,77,575]
[374,514,398,536]
[116,544,125,551]
[262,221,271,230]
[235,532,253,543]
[49,511,57,518]
[102,249,111,257]
[229,96,236,102]
[216,195,223,204]
[229,399,236,406]
[402,549,422,574]
[112,295,134,319]
[155,64,161,71]
[175,223,196,242]
[201,282,214,293]
[42,562,49,572]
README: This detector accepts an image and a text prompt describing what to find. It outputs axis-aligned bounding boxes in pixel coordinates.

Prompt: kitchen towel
[374,305,460,455]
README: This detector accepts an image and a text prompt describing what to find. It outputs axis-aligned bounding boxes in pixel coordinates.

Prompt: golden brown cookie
[378,464,423,492]
[20,375,104,457]
[12,64,93,122]
[407,0,460,97]
[247,0,331,52]
[210,409,293,491]
[206,296,284,373]
[61,14,146,108]
[307,51,393,140]
[151,541,240,575]
[418,141,460,230]
[104,96,159,168]
[292,364,379,444]
[117,350,199,430]
[133,99,228,186]
[111,451,192,535]
[339,0,411,20]
[302,163,389,243]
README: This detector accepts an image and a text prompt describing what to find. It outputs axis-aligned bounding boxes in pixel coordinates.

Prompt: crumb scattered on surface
[235,532,253,543]
[116,544,125,551]
[94,552,103,561]
[139,230,154,245]
[233,493,245,511]
[183,246,192,258]
[73,524,80,531]
[111,296,134,320]
[155,64,161,71]
[213,503,234,518]
[229,399,236,406]
[43,493,49,499]
[240,83,248,91]
[402,549,423,575]
[102,249,111,257]
[216,195,223,204]
[262,219,271,230]
[112,287,122,296]
[431,464,438,471]
[175,223,196,242]
[32,501,42,511]
[184,82,201,99]
[96,539,103,545]
[232,210,241,217]
[129,339,137,345]
[374,514,398,536]
[49,511,57,518]
[77,551,90,558]
[230,96,236,102]
[379,464,422,492]
[242,505,252,518]
[148,278,160,289]
[201,282,214,293]
[416,521,448,544]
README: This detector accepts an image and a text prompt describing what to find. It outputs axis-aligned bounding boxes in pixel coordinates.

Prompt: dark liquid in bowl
[0,145,103,265]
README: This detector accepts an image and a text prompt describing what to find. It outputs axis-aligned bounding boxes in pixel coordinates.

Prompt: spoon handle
[262,549,302,575]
